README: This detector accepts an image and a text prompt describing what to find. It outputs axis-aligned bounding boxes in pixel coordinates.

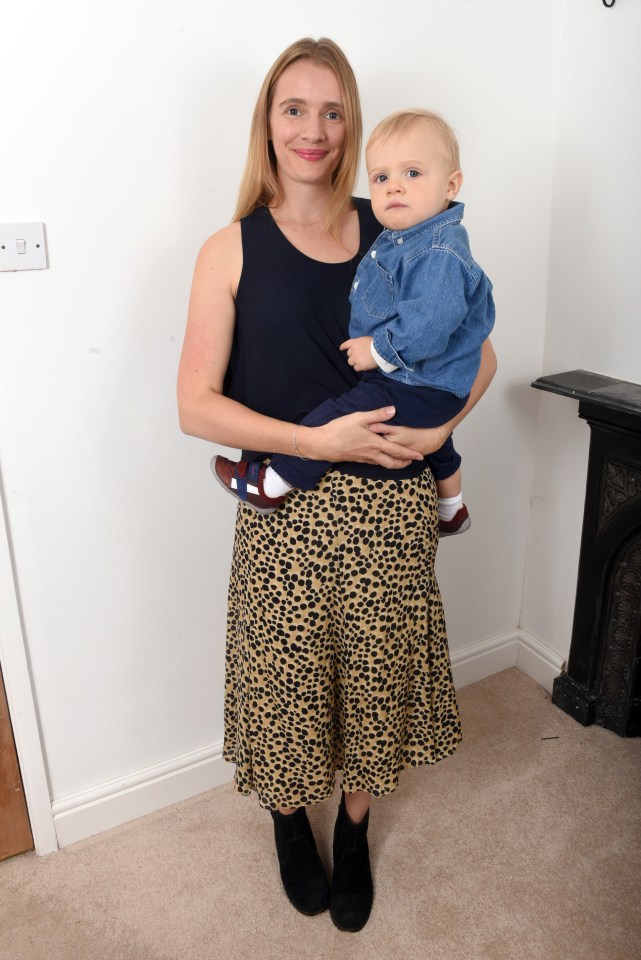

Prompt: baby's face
[366,124,461,232]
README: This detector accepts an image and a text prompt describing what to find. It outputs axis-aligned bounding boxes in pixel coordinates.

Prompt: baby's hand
[340,337,378,372]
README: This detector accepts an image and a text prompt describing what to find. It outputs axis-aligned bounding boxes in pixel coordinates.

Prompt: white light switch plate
[0,223,48,271]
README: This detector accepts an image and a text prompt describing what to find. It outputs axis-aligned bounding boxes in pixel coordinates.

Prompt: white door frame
[0,482,58,855]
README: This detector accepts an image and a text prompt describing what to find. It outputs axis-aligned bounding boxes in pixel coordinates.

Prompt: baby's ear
[447,170,464,199]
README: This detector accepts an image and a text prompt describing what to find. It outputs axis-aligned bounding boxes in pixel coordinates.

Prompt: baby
[213,109,495,535]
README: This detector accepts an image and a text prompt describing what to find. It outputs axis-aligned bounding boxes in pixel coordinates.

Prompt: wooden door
[0,663,33,859]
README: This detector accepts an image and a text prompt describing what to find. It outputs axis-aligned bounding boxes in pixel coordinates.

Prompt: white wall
[1,0,562,846]
[521,0,641,658]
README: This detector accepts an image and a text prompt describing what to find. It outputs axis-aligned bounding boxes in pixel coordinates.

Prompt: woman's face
[268,59,346,191]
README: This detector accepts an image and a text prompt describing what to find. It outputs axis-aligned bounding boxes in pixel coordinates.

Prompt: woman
[178,37,496,932]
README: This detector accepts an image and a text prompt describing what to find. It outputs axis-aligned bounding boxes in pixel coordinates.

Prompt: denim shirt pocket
[360,260,394,320]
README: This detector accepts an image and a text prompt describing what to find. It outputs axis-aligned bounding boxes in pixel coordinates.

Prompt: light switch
[0,223,48,271]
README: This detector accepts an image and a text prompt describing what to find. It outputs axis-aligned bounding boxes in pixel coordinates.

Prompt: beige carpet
[1,668,640,960]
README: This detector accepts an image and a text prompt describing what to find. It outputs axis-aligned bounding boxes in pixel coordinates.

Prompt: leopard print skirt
[223,466,461,810]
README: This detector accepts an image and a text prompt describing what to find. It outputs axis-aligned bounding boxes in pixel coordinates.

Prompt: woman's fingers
[352,408,423,462]
[359,405,396,422]
[311,408,426,465]
[370,422,447,456]
[337,412,423,463]
[366,419,423,460]
[373,455,414,469]
[378,441,424,462]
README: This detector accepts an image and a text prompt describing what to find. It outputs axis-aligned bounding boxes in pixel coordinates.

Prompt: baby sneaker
[211,456,287,514]
[439,504,471,537]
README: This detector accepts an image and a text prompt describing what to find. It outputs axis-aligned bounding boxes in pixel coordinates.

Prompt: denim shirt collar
[380,200,465,248]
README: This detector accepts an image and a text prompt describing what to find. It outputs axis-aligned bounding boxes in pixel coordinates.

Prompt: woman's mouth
[294,149,329,161]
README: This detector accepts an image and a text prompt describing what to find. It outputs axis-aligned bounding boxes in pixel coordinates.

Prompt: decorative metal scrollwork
[596,535,641,734]
[598,461,641,534]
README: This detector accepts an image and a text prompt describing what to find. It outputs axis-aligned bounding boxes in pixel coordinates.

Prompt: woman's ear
[447,170,464,200]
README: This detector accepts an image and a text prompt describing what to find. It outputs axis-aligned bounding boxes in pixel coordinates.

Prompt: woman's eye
[286,107,302,117]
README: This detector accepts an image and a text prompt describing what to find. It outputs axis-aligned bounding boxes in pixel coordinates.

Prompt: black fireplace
[532,370,641,737]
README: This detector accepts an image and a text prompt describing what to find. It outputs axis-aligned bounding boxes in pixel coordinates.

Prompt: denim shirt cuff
[372,331,414,372]
[371,341,398,373]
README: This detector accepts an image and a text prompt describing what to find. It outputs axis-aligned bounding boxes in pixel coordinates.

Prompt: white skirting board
[52,742,233,848]
[51,629,565,849]
[450,628,565,694]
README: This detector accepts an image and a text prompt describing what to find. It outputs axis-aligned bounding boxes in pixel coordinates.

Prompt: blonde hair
[366,108,461,172]
[233,37,362,236]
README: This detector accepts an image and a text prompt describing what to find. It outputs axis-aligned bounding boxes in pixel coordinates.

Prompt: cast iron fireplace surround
[532,370,641,737]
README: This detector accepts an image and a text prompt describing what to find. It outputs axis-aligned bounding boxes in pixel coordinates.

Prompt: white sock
[263,466,293,499]
[438,492,463,521]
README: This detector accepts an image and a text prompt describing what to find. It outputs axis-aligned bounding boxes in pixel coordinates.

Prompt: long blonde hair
[233,37,362,237]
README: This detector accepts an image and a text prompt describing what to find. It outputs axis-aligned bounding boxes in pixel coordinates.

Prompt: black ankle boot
[270,808,330,916]
[330,793,374,932]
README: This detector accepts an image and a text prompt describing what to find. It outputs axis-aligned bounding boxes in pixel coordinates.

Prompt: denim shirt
[349,201,495,397]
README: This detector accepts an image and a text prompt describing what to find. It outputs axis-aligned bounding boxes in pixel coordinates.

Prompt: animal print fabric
[223,467,462,810]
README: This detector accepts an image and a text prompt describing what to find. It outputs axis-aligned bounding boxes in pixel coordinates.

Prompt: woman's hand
[368,421,449,456]
[298,407,424,468]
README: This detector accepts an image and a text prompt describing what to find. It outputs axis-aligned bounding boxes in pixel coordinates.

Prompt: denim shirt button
[397,238,404,244]
[371,250,377,258]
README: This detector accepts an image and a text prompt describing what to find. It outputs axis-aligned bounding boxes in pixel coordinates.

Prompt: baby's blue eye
[374,174,388,184]
[406,169,420,178]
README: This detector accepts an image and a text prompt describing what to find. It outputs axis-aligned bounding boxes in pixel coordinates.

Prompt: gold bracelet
[293,431,309,460]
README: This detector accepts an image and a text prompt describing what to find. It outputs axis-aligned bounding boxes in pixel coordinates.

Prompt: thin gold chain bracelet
[293,431,309,461]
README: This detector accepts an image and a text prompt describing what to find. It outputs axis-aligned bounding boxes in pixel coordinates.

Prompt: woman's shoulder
[194,221,243,294]
[197,221,241,266]
[199,220,241,256]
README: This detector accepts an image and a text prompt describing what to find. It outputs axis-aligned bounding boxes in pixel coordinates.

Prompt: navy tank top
[224,198,427,481]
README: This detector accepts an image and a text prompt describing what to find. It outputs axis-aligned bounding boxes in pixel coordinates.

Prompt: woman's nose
[302,115,324,141]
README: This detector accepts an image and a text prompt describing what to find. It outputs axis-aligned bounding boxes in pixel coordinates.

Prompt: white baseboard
[451,628,565,695]
[515,629,566,694]
[50,629,565,850]
[451,629,519,689]
[52,741,233,848]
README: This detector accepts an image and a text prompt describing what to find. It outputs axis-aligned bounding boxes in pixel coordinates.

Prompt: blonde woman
[178,37,496,932]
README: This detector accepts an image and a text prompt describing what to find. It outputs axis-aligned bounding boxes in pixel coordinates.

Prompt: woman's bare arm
[177,226,423,467]
[369,338,497,455]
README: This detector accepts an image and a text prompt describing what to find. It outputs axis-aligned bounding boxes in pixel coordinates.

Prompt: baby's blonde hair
[366,108,460,172]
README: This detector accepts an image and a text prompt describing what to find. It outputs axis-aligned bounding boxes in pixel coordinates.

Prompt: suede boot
[330,793,374,932]
[270,808,330,916]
